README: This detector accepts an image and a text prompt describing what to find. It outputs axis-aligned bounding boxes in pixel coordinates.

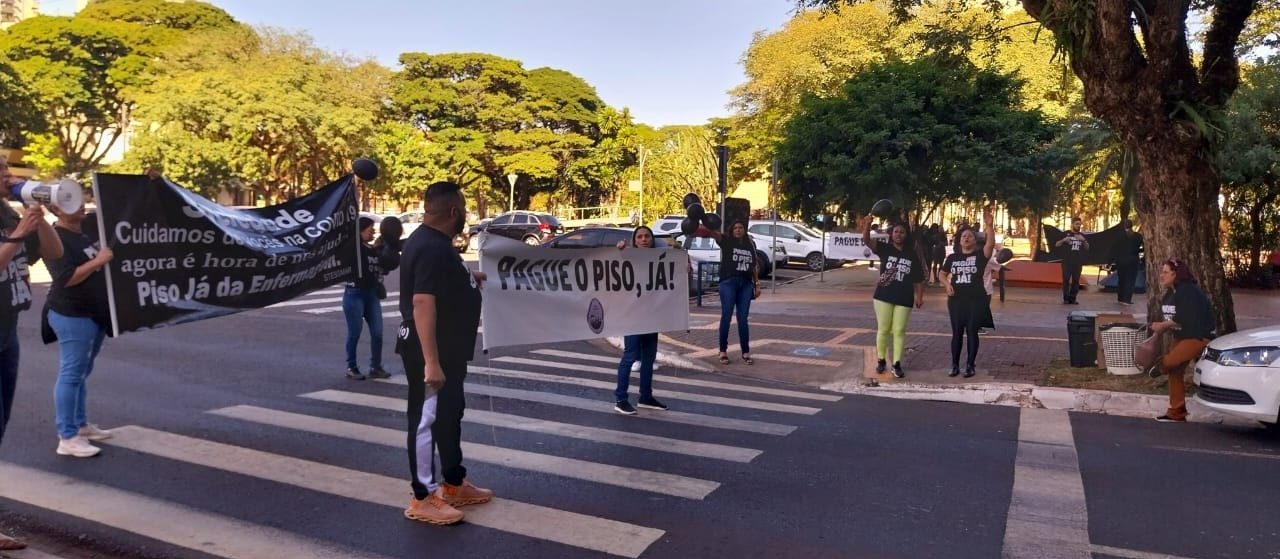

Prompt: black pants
[948,297,982,367]
[1061,261,1082,302]
[1116,263,1138,303]
[0,327,18,447]
[398,321,468,500]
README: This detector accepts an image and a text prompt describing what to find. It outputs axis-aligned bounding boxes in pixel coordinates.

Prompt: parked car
[479,211,564,246]
[1194,325,1280,428]
[651,215,687,236]
[466,218,492,251]
[543,227,676,249]
[676,234,780,295]
[396,209,467,253]
[747,221,841,272]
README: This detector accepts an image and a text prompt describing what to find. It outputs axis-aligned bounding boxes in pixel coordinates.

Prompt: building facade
[0,0,38,29]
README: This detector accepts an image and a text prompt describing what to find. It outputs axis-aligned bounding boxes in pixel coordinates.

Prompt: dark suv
[483,211,564,245]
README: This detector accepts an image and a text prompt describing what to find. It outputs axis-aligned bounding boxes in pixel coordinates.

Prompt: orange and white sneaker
[439,479,494,507]
[404,494,463,525]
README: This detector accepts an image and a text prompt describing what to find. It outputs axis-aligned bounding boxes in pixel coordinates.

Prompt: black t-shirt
[943,250,989,300]
[399,226,482,361]
[0,206,39,330]
[872,242,923,307]
[718,235,756,281]
[1118,233,1143,266]
[1162,283,1215,340]
[1063,232,1088,263]
[347,241,397,291]
[46,226,108,321]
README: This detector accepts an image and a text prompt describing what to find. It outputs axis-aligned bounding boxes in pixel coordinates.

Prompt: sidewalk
[610,264,1280,424]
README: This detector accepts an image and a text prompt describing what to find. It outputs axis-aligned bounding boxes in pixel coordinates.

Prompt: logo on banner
[587,298,604,334]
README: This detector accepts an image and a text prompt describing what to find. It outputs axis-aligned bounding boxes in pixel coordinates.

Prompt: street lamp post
[506,173,518,212]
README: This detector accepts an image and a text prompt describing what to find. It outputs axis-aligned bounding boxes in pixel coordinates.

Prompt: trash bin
[1067,311,1097,367]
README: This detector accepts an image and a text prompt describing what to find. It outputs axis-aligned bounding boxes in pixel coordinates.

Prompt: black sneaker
[367,367,391,379]
[963,365,976,378]
[875,359,887,374]
[1155,415,1185,423]
[947,366,960,378]
[1148,365,1162,379]
[345,367,366,380]
[637,397,668,411]
[891,362,905,379]
[614,400,637,415]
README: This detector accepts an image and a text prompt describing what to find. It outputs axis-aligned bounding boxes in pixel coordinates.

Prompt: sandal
[718,354,730,365]
[742,355,755,366]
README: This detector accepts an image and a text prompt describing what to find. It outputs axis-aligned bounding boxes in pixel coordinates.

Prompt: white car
[747,221,840,272]
[1193,326,1280,427]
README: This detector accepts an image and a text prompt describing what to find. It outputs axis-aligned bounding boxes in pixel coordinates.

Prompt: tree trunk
[1131,137,1237,334]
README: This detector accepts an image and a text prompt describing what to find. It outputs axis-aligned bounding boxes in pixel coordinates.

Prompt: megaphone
[11,179,84,214]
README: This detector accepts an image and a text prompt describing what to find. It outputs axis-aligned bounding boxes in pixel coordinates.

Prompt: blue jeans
[718,276,753,354]
[48,310,107,440]
[0,326,19,447]
[343,286,383,369]
[615,333,658,402]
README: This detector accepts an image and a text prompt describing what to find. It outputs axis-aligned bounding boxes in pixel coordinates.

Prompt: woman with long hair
[341,217,399,380]
[941,209,996,378]
[862,215,924,378]
[709,219,760,366]
[612,226,668,415]
[1148,258,1215,422]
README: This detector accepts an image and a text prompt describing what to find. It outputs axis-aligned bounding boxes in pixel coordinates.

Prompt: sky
[45,0,797,127]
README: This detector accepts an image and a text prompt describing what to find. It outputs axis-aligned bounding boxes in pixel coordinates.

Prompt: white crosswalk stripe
[0,346,842,558]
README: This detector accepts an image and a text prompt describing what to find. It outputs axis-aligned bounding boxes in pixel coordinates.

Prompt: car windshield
[792,223,823,238]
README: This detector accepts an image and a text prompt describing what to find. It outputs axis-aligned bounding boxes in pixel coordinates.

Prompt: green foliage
[775,56,1064,220]
[1053,116,1138,223]
[1218,57,1280,269]
[0,57,44,147]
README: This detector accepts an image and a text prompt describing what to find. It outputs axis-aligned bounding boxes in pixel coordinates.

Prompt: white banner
[827,232,888,261]
[479,235,690,350]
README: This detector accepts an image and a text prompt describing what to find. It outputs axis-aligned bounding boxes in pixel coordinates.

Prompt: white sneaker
[78,424,113,441]
[57,436,101,458]
[630,362,659,372]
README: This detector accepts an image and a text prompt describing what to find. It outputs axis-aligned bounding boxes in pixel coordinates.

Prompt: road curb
[821,379,1258,426]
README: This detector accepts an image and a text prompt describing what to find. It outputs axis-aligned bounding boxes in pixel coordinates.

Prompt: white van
[747,221,839,272]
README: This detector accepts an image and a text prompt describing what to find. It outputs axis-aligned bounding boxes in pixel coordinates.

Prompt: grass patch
[1039,358,1196,396]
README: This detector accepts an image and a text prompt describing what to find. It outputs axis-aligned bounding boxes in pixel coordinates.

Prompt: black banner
[93,173,360,334]
[1042,223,1126,266]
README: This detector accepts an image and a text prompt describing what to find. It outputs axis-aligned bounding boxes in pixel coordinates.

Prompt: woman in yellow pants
[862,215,924,378]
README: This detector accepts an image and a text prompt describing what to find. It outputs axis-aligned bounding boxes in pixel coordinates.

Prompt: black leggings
[948,296,982,367]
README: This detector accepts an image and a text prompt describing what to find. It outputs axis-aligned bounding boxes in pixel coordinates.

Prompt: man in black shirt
[397,181,489,526]
[1055,217,1089,304]
[1115,219,1143,305]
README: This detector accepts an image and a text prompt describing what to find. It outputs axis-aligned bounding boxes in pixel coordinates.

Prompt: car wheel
[755,250,772,278]
[806,252,826,272]
[523,235,541,246]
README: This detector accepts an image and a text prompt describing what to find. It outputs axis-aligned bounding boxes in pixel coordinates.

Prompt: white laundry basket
[1100,324,1145,375]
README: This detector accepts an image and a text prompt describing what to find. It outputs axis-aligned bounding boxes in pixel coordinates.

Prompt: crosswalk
[265,286,402,317]
[0,349,842,558]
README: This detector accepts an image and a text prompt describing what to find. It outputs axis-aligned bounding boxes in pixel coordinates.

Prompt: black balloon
[682,193,702,210]
[870,199,894,218]
[380,215,403,244]
[687,203,705,221]
[996,247,1014,264]
[702,212,722,232]
[352,158,379,181]
[679,216,699,236]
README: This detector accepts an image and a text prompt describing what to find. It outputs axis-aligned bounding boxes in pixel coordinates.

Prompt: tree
[1219,57,1280,274]
[775,56,1063,225]
[0,57,45,148]
[638,125,722,219]
[803,0,1251,333]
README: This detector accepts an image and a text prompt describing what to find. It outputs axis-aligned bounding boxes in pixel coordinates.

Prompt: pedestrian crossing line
[526,350,844,403]
[267,292,401,309]
[301,300,397,315]
[210,405,721,500]
[310,287,348,296]
[0,461,385,559]
[101,426,664,558]
[457,382,797,436]
[301,390,763,463]
[467,364,823,415]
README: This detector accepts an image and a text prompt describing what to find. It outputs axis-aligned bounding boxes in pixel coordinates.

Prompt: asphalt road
[1,270,1278,559]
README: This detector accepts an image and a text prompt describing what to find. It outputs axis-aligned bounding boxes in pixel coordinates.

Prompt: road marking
[463,365,821,415]
[456,381,797,436]
[302,390,762,463]
[101,426,664,558]
[268,292,401,309]
[1002,408,1090,559]
[302,301,398,315]
[1153,445,1280,461]
[1087,544,1203,559]
[211,405,718,499]
[524,351,843,402]
[0,461,385,559]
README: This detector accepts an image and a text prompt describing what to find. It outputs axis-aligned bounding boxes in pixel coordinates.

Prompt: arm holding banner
[64,246,113,288]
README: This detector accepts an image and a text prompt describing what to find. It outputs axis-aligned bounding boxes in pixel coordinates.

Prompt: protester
[1055,217,1089,304]
[342,217,398,380]
[942,209,996,378]
[979,255,1003,334]
[707,220,760,365]
[397,182,490,526]
[611,226,669,414]
[862,215,923,378]
[929,224,946,285]
[1114,219,1143,305]
[1148,259,1215,422]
